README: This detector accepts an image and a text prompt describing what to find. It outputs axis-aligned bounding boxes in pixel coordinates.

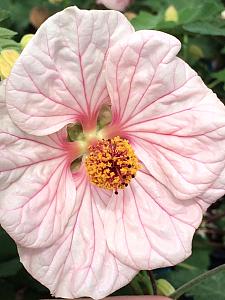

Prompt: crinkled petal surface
[0,82,77,248]
[106,30,225,202]
[104,169,203,270]
[97,0,131,11]
[0,82,137,298]
[18,167,137,299]
[197,166,225,211]
[6,6,134,136]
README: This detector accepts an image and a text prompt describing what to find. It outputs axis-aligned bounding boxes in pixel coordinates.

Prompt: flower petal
[106,30,181,125]
[0,83,77,248]
[104,170,203,270]
[97,0,131,11]
[6,6,134,136]
[197,166,225,211]
[17,168,137,299]
[0,80,6,109]
[106,30,225,200]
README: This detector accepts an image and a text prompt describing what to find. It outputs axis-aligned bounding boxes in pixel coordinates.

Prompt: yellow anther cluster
[85,136,141,192]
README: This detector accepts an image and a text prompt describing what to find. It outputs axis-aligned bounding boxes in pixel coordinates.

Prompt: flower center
[85,136,140,193]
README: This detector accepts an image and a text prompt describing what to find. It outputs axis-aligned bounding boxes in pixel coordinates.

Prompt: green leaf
[0,27,17,38]
[0,38,21,51]
[179,1,223,24]
[0,258,22,277]
[183,22,225,36]
[165,0,223,12]
[165,236,211,288]
[212,69,225,83]
[131,11,162,30]
[112,271,153,296]
[171,264,225,300]
[137,0,166,11]
[166,236,225,300]
[188,36,218,59]
[0,9,9,22]
[187,271,225,300]
[0,1,32,33]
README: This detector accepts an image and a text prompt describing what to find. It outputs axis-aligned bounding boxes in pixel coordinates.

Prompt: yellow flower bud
[189,44,204,59]
[157,278,175,296]
[165,5,178,22]
[0,56,11,79]
[0,49,20,79]
[1,49,19,66]
[221,10,225,19]
[20,34,34,49]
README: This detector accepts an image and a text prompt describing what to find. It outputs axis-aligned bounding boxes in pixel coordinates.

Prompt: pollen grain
[85,136,141,192]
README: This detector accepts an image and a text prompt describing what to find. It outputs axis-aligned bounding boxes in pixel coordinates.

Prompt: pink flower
[97,0,131,11]
[1,6,225,300]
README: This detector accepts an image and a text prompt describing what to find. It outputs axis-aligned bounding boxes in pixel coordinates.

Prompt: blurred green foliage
[0,227,49,299]
[0,0,225,299]
[0,0,224,95]
[131,0,225,99]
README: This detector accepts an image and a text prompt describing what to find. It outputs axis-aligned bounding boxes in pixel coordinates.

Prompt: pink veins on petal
[1,6,225,300]
[0,81,137,299]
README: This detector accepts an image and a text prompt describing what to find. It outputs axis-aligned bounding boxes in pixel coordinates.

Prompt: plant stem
[130,280,144,295]
[147,270,157,295]
[139,271,153,295]
[182,34,189,61]
[170,264,225,299]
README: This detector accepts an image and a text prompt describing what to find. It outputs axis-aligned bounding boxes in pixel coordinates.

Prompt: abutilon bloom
[96,0,132,11]
[1,6,225,300]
